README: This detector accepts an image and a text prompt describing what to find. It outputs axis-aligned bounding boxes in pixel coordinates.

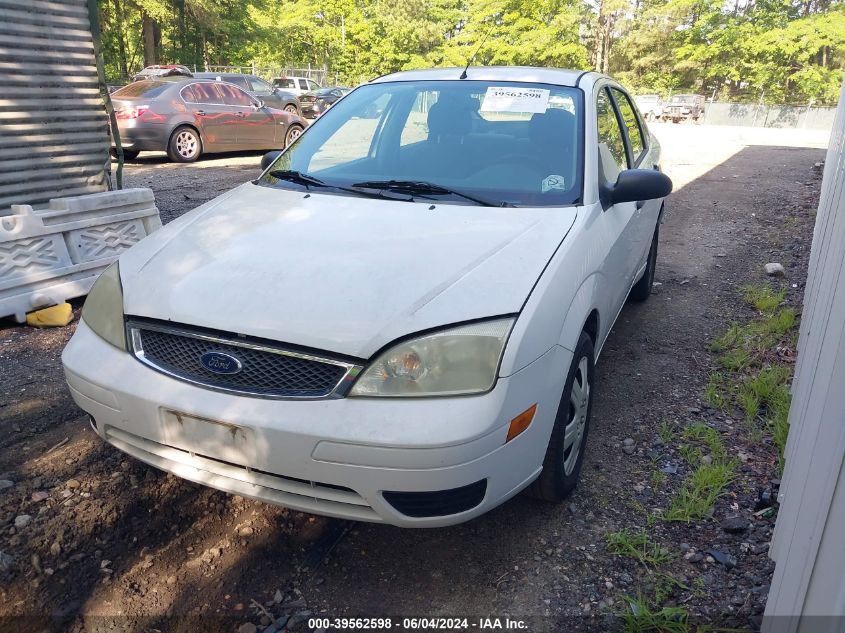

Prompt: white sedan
[62,67,671,527]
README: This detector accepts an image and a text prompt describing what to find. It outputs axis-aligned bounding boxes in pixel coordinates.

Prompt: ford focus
[63,67,671,527]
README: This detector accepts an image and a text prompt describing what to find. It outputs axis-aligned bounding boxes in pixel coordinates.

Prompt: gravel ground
[0,123,828,632]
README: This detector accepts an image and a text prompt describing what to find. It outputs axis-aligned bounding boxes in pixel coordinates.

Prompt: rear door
[216,83,277,149]
[181,82,237,150]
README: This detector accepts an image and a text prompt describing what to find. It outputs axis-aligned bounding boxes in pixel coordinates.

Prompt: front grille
[383,480,488,518]
[130,323,354,399]
[300,96,316,103]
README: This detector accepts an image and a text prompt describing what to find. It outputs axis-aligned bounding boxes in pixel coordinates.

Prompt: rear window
[113,81,170,99]
[274,78,296,89]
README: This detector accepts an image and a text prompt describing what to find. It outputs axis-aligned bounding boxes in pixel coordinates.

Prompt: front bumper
[62,321,570,527]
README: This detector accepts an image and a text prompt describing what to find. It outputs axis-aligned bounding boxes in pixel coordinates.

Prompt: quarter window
[611,88,645,163]
[596,88,628,179]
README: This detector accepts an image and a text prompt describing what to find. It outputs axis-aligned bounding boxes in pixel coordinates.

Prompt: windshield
[113,81,171,98]
[670,95,696,104]
[258,80,584,207]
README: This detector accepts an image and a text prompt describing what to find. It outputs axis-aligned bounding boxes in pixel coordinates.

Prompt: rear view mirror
[261,151,282,170]
[609,169,673,205]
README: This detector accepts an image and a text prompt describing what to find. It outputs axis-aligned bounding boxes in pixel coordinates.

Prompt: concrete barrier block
[0,188,161,323]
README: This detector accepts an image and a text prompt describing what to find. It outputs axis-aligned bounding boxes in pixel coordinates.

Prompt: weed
[761,308,797,336]
[664,460,737,522]
[653,573,689,603]
[709,325,744,353]
[741,285,785,314]
[658,421,674,444]
[651,470,667,490]
[606,528,671,566]
[681,423,726,459]
[717,348,753,371]
[679,443,702,467]
[617,595,690,633]
[703,373,729,411]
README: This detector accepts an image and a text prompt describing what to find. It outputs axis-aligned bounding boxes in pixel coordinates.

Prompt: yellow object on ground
[26,303,73,328]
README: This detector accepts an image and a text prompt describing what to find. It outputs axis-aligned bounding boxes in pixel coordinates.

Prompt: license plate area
[161,409,256,467]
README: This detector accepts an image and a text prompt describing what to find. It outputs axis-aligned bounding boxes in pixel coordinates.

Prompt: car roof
[194,72,257,79]
[370,66,592,87]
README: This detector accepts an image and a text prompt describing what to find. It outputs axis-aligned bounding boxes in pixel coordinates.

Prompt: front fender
[557,274,602,352]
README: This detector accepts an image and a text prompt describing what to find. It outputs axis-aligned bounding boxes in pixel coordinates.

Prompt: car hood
[120,183,577,359]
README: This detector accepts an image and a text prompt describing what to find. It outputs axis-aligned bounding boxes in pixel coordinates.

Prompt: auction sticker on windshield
[481,87,550,113]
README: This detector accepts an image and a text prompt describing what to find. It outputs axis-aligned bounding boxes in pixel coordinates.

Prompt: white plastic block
[0,188,161,322]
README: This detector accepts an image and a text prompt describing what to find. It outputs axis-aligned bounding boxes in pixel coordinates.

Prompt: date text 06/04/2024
[307,617,529,630]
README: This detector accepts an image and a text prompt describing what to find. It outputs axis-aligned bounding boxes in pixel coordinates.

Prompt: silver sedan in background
[110,79,307,162]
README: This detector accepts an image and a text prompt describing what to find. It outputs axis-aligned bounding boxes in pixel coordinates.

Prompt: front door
[595,87,641,321]
[216,83,277,150]
[181,82,239,150]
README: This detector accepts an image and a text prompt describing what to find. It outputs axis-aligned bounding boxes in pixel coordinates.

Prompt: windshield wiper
[351,180,514,207]
[268,170,397,200]
[268,170,329,188]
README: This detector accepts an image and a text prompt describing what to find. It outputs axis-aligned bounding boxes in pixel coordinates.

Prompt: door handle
[235,111,247,117]
[195,110,206,115]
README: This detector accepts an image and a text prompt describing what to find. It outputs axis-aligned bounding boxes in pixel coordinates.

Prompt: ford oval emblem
[199,351,243,375]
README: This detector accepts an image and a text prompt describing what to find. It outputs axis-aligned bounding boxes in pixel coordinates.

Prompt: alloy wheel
[176,130,198,159]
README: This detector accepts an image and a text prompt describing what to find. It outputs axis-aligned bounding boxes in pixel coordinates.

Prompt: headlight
[81,262,126,350]
[349,318,514,397]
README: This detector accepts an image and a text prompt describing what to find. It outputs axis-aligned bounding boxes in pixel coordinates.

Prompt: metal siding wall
[764,78,845,632]
[0,0,110,213]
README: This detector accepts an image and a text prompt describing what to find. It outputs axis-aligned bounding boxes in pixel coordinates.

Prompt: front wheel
[167,126,202,163]
[285,124,303,146]
[529,331,595,502]
[629,224,659,302]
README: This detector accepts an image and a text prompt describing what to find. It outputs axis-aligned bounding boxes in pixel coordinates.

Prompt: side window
[308,92,393,172]
[225,76,249,90]
[596,88,628,181]
[611,88,645,163]
[216,83,254,107]
[400,90,437,147]
[190,82,224,105]
[307,80,320,91]
[279,78,296,89]
[249,77,271,93]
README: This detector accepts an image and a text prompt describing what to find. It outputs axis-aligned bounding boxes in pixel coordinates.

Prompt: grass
[703,285,797,474]
[605,528,672,566]
[658,421,674,444]
[681,422,726,459]
[679,443,702,467]
[651,470,667,490]
[663,460,738,522]
[617,595,690,633]
[703,372,729,411]
[741,284,785,314]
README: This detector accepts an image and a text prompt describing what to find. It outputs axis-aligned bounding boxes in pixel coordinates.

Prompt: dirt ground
[0,123,828,632]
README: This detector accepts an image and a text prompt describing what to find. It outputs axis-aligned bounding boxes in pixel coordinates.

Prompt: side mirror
[253,99,264,109]
[261,150,282,171]
[608,169,673,206]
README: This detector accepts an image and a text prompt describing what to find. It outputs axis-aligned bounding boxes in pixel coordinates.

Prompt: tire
[284,104,298,115]
[629,224,659,302]
[110,148,139,161]
[167,126,202,163]
[285,124,303,147]
[529,331,595,502]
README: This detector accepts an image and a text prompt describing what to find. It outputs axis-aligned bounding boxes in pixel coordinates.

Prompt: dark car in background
[299,86,351,119]
[194,72,301,115]
[109,79,306,162]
